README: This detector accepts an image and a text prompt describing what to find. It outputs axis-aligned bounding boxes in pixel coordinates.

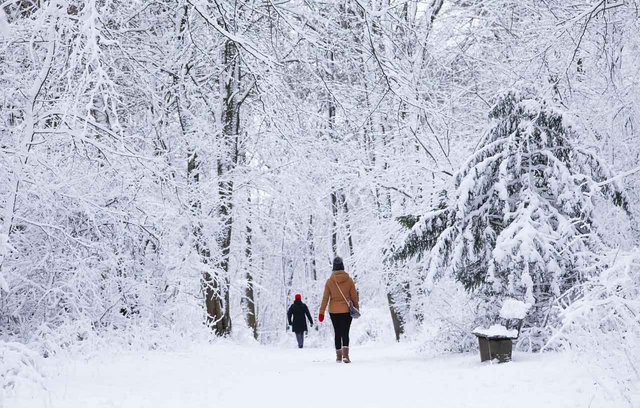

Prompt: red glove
[318,313,324,323]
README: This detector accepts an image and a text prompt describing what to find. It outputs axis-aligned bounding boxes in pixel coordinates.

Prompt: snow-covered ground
[8,341,637,408]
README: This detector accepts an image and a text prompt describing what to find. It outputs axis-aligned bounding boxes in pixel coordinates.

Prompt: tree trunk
[307,215,317,281]
[331,191,339,255]
[243,220,258,340]
[244,271,258,339]
[379,123,406,341]
[327,48,339,257]
[341,194,355,257]
[0,35,55,294]
[210,38,242,336]
[387,291,404,342]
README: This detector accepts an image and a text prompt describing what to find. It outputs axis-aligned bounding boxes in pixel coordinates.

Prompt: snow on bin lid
[472,324,518,339]
[499,298,531,320]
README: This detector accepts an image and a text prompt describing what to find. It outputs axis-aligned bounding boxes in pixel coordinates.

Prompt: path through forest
[9,342,622,408]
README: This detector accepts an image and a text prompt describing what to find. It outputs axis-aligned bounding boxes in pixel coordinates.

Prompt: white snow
[472,324,519,338]
[7,342,636,408]
[0,341,44,392]
[518,99,541,115]
[0,9,8,39]
[499,298,531,320]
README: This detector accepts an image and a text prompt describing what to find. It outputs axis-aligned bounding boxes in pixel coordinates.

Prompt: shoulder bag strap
[333,278,351,306]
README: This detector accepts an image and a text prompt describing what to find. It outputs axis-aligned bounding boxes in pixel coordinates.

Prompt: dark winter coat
[287,300,313,333]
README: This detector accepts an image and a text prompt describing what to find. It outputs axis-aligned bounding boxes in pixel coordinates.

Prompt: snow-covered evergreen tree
[394,89,628,337]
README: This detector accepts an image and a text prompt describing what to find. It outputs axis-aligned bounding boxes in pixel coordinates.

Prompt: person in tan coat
[318,256,359,363]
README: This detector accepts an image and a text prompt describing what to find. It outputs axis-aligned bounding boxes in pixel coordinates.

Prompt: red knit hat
[294,293,302,301]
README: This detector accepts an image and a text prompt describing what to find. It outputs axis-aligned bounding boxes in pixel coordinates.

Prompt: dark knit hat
[332,256,344,271]
[294,293,302,301]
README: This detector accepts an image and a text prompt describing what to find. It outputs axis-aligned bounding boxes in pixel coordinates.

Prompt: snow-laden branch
[187,0,281,66]
[597,165,640,187]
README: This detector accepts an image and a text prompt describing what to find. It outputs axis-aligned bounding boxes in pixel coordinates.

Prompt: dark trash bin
[475,335,513,363]
[472,300,529,363]
[472,325,518,363]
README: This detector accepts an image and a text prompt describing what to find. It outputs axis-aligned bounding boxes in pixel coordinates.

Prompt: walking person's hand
[318,313,324,323]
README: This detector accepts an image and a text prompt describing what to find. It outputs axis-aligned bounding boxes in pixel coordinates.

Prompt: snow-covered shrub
[416,279,478,355]
[549,250,640,404]
[394,89,628,346]
[0,341,45,403]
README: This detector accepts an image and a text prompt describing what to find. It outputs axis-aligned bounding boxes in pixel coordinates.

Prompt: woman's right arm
[319,281,330,314]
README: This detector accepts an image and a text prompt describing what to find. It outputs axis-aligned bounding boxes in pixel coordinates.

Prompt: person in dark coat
[287,293,313,348]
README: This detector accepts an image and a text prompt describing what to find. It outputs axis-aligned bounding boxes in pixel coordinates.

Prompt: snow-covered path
[9,342,628,408]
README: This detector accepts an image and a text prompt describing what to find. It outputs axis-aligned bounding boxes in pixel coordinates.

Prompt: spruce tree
[394,89,627,332]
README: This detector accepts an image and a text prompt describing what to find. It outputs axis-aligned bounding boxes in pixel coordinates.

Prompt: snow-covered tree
[1,0,639,355]
[394,89,628,337]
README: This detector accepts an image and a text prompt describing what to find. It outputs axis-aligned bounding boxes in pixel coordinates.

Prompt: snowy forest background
[1,0,639,402]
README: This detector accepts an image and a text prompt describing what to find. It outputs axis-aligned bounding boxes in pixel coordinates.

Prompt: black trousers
[295,332,304,348]
[330,313,352,350]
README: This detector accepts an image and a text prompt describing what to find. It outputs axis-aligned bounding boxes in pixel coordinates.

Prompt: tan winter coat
[319,271,359,315]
